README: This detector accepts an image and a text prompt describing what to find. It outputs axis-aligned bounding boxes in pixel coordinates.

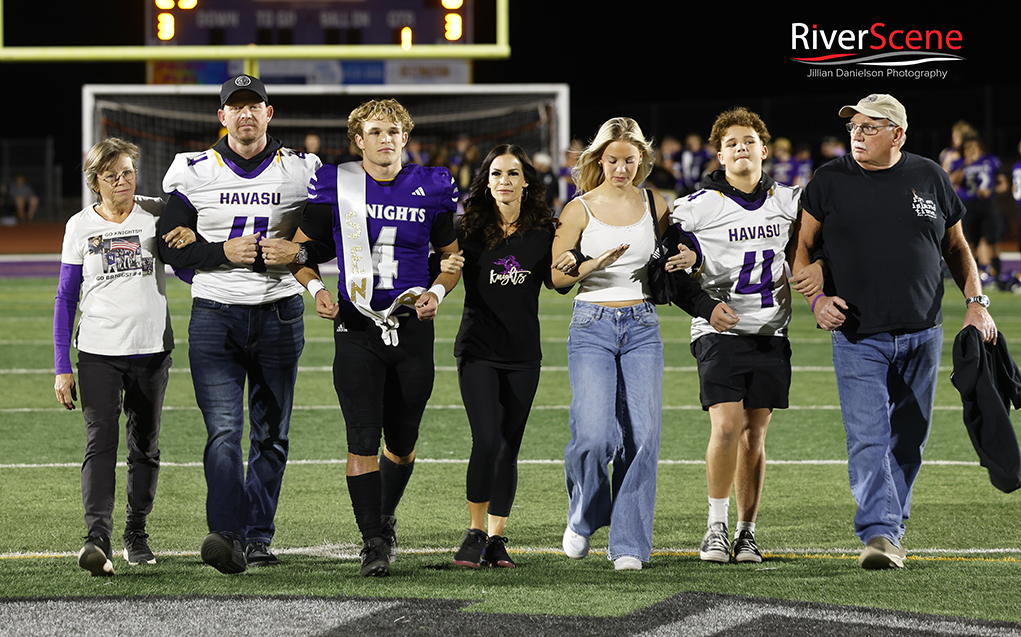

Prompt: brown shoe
[859,536,904,569]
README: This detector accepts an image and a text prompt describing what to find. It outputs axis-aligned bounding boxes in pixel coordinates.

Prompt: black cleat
[360,537,391,577]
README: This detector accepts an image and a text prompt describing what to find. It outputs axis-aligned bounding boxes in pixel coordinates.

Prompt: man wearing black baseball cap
[158,74,321,574]
[219,73,269,108]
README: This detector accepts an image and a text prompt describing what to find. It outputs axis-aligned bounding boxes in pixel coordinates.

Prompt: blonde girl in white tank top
[550,117,671,571]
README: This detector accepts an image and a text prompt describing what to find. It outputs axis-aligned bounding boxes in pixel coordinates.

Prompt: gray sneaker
[859,536,904,569]
[732,529,762,564]
[699,522,731,563]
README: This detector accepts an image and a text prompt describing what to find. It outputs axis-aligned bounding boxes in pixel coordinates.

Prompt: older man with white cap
[792,94,996,569]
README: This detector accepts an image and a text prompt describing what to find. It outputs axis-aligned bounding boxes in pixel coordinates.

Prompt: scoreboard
[147,0,474,48]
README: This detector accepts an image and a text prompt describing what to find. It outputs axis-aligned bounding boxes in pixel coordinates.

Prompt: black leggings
[458,360,540,517]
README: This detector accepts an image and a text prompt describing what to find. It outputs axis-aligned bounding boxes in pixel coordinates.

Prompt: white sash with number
[335,162,424,346]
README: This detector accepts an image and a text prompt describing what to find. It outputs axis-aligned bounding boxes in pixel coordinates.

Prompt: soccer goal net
[82,83,570,207]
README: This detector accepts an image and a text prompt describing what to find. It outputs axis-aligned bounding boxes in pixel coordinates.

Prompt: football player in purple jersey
[947,136,1005,285]
[288,99,461,577]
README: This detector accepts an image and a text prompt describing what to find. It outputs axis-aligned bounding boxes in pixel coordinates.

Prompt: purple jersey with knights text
[310,162,458,311]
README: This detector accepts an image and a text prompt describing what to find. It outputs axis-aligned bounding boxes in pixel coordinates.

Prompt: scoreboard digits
[148,0,473,47]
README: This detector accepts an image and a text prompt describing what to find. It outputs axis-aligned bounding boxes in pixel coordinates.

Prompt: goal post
[81,83,570,208]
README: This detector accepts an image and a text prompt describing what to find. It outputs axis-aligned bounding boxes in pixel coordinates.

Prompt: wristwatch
[295,243,308,265]
[965,295,990,308]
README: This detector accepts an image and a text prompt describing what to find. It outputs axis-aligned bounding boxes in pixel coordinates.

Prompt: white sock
[708,497,729,527]
[736,521,756,535]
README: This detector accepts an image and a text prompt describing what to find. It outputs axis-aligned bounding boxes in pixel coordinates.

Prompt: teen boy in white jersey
[668,107,808,564]
[158,75,321,574]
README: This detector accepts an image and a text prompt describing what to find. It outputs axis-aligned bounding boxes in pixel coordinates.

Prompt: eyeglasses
[99,169,136,185]
[845,122,898,136]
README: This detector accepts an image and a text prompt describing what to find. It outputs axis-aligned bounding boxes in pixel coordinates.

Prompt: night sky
[2,2,1016,194]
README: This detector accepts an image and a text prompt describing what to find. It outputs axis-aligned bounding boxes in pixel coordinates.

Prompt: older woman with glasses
[53,137,193,576]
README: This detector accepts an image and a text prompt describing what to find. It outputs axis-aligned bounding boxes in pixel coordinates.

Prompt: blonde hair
[83,137,139,198]
[572,117,654,193]
[347,98,415,147]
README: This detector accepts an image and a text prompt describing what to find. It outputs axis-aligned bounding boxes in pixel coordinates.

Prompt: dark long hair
[459,144,556,248]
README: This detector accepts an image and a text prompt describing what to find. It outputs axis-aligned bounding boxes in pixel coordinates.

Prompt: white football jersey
[163,147,320,304]
[671,183,800,340]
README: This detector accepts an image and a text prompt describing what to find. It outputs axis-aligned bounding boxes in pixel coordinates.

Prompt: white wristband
[306,278,326,297]
[428,284,446,305]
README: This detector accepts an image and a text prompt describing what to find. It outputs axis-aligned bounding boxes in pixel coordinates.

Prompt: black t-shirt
[454,225,554,368]
[802,152,966,336]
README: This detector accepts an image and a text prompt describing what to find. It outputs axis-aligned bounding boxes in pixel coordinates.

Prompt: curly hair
[347,98,415,147]
[83,137,139,198]
[708,107,771,152]
[460,144,556,249]
[572,117,655,193]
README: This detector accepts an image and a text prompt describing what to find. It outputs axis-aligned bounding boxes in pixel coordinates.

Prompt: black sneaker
[453,528,488,568]
[200,532,247,574]
[122,530,156,565]
[360,537,391,577]
[732,529,763,564]
[381,515,398,562]
[78,537,114,576]
[246,541,279,567]
[482,535,516,568]
[699,522,731,563]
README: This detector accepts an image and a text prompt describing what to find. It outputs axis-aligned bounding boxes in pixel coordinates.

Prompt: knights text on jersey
[163,147,321,304]
[671,184,800,340]
[309,163,459,311]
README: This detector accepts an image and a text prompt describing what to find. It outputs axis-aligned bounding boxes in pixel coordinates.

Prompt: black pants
[77,351,170,541]
[458,360,540,517]
[333,310,435,458]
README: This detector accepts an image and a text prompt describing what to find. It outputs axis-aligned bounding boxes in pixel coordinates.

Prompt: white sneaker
[562,527,589,559]
[613,556,642,570]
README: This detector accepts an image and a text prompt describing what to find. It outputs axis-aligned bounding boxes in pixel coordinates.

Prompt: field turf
[1,275,1020,634]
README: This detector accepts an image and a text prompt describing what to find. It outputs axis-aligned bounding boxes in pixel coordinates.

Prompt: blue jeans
[832,326,942,546]
[564,300,663,562]
[188,295,305,545]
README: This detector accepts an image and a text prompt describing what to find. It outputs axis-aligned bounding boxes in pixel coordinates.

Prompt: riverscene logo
[791,22,964,79]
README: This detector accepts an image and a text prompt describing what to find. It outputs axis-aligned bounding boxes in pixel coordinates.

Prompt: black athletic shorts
[690,333,791,410]
[961,198,1001,246]
[332,306,435,457]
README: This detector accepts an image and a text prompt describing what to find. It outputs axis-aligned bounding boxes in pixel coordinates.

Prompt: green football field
[1,275,1020,624]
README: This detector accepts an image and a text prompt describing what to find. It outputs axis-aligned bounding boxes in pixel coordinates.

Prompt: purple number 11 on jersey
[229,216,269,272]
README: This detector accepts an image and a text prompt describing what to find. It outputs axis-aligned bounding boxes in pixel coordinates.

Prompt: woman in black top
[448,144,559,568]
